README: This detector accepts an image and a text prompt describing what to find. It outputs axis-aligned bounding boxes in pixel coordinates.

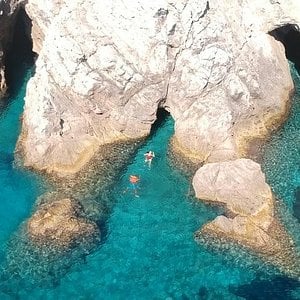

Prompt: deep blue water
[0,63,299,299]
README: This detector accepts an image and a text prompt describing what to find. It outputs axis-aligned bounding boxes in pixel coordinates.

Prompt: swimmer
[144,150,155,167]
[124,175,140,197]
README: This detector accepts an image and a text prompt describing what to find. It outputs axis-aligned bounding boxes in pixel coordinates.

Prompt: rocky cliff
[20,0,300,174]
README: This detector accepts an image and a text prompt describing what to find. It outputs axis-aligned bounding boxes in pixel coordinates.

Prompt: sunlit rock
[193,158,299,275]
[20,0,299,174]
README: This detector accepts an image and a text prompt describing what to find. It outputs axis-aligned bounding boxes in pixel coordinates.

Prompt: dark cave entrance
[149,108,170,137]
[269,24,300,72]
[4,8,35,94]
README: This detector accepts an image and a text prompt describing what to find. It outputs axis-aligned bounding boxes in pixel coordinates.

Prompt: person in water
[144,150,155,167]
[125,175,140,197]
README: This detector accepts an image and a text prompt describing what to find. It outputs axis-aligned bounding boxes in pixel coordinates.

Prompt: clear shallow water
[0,65,44,265]
[262,64,300,260]
[0,65,299,299]
[262,65,300,217]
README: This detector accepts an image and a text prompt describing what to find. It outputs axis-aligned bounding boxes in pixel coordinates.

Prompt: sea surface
[0,58,299,299]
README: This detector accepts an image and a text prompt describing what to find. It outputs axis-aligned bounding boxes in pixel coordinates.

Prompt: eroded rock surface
[192,158,298,274]
[27,197,99,248]
[25,0,64,53]
[21,0,300,174]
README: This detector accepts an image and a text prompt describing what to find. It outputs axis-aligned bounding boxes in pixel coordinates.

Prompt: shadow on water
[0,151,14,166]
[294,188,300,222]
[295,65,300,76]
[230,275,300,300]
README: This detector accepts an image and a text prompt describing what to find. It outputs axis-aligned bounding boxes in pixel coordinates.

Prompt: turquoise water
[0,63,299,299]
[262,65,300,217]
[0,64,43,267]
[261,64,300,266]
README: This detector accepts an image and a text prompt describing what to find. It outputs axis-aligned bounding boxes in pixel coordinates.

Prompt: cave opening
[149,108,170,137]
[269,24,300,73]
[4,7,35,94]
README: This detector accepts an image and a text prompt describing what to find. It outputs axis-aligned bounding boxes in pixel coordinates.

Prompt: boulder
[192,158,298,274]
[27,198,99,248]
[193,158,274,219]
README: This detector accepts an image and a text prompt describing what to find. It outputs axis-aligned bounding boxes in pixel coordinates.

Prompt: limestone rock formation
[192,158,297,273]
[21,0,300,174]
[27,197,99,248]
[0,0,24,98]
[25,0,64,53]
[17,0,300,271]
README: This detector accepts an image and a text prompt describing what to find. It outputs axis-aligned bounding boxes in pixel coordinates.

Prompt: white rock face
[25,0,65,53]
[22,0,172,173]
[21,0,300,174]
[193,158,273,218]
[166,1,295,162]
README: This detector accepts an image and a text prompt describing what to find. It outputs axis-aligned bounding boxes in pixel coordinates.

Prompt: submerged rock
[27,197,99,248]
[192,158,298,275]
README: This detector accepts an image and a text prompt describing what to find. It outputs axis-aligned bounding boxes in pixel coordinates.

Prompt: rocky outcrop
[0,0,24,98]
[166,0,298,162]
[192,158,298,274]
[21,0,299,174]
[27,197,99,248]
[19,0,300,271]
[21,0,170,174]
